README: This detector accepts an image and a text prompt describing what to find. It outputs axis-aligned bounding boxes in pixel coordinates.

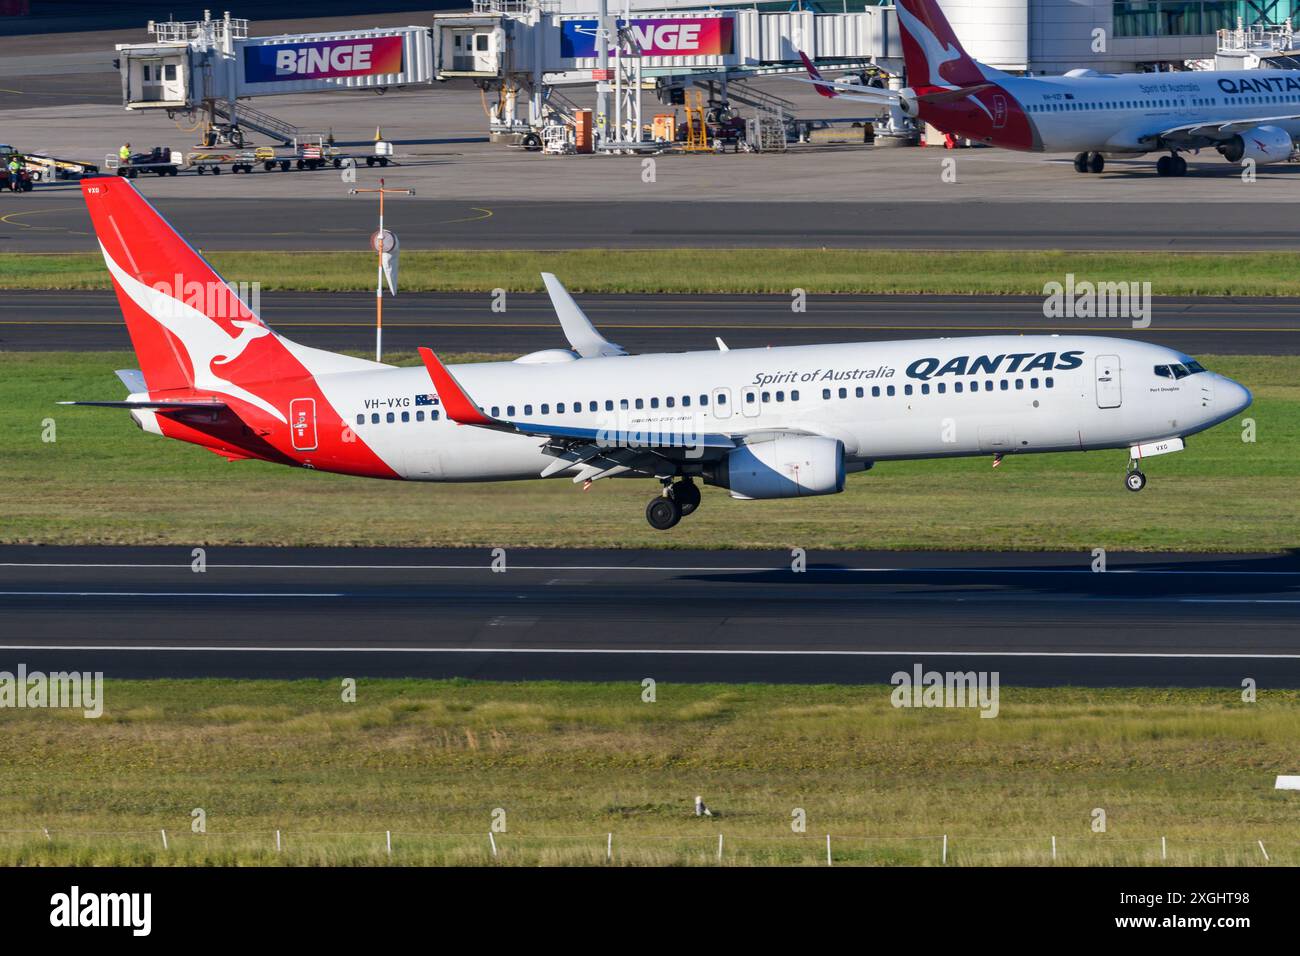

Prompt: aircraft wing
[1147,115,1300,146]
[418,346,736,482]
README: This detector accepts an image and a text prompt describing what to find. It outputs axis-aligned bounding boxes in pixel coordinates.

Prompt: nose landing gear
[645,478,702,530]
[1125,461,1147,492]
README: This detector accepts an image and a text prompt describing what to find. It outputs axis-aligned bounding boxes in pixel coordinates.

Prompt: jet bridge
[434,0,900,137]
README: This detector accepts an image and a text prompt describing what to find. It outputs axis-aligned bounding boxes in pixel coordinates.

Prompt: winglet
[541,273,626,358]
[417,347,496,426]
[799,51,837,99]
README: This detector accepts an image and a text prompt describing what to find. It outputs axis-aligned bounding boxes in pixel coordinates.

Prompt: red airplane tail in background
[894,0,989,90]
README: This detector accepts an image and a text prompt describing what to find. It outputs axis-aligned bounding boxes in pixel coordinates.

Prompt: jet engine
[708,435,845,500]
[1216,125,1295,164]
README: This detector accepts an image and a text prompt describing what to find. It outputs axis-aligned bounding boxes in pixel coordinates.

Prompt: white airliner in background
[69,178,1251,529]
[801,0,1300,176]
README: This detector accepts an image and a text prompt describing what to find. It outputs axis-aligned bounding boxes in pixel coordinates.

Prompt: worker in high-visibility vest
[6,156,20,192]
[119,143,131,164]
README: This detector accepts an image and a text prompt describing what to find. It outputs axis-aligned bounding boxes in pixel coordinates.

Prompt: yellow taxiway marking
[438,206,494,224]
[0,209,68,230]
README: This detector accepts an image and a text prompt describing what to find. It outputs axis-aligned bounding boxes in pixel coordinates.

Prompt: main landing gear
[1155,152,1187,177]
[1125,459,1147,493]
[645,478,702,530]
[1072,151,1105,174]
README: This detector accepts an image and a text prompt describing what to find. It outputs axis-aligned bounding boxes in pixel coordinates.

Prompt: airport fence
[0,828,1292,866]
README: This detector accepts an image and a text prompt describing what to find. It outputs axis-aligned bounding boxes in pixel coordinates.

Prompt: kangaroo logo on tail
[99,241,286,423]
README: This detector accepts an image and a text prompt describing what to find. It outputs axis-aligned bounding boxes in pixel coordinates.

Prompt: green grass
[10,248,1300,295]
[1,351,1295,551]
[1,680,1297,866]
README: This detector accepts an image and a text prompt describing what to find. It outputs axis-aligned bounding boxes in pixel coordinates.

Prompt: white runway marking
[1,562,1296,576]
[0,591,342,598]
[0,645,1295,659]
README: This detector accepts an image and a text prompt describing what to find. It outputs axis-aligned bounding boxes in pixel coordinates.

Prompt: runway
[2,546,1297,686]
[4,290,1296,354]
[10,193,1300,252]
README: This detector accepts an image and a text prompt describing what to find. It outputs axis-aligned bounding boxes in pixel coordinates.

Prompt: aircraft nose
[1222,377,1252,415]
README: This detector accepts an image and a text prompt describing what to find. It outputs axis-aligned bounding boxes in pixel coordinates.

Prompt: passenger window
[371,413,380,424]
[525,404,533,415]
[635,399,643,409]
[557,403,565,413]
[682,396,691,407]
[605,400,613,411]
[1045,377,1054,388]
[921,384,930,395]
[507,405,516,416]
[386,412,395,423]
[355,414,364,425]
[401,411,410,422]
[887,385,896,397]
[1000,380,1009,391]
[590,401,598,412]
[1029,378,1038,389]
[836,387,846,399]
[1015,379,1024,390]
[715,394,724,405]
[791,390,799,401]
[432,410,440,420]
[620,399,629,410]
[650,398,658,409]
[491,407,500,417]
[699,394,708,405]
[871,386,880,398]
[985,381,994,392]
[746,393,756,404]
[416,410,424,421]
[761,391,770,403]
[937,383,945,394]
[541,404,550,414]
[954,382,963,393]
[855,387,864,398]
[904,384,913,396]
[822,388,831,399]
[666,396,675,408]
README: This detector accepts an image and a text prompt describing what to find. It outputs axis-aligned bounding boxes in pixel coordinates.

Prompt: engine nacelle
[709,435,845,500]
[897,87,920,117]
[1217,125,1295,165]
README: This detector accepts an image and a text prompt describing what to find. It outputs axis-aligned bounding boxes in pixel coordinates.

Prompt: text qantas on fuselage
[799,0,1300,177]
[66,178,1250,530]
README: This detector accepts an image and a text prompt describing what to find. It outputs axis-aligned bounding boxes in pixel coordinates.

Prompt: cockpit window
[1170,363,1190,379]
[1154,364,1172,378]
[1185,360,1206,374]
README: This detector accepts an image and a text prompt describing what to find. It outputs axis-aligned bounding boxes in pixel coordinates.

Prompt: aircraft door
[1095,355,1122,409]
[740,386,761,418]
[290,398,318,451]
[711,387,732,419]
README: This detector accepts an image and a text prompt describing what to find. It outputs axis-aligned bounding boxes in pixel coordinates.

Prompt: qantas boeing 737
[801,0,1300,176]
[65,178,1250,529]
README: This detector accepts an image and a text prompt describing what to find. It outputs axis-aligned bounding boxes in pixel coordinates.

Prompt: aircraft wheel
[1173,154,1187,176]
[670,480,701,517]
[1156,156,1172,176]
[1125,470,1147,493]
[646,496,682,530]
[1087,151,1105,174]
[1073,152,1088,173]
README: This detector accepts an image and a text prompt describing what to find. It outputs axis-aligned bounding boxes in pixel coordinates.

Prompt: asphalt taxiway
[4,290,1296,355]
[2,546,1296,686]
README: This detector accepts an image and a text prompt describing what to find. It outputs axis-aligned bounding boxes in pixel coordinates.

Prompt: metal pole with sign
[349,177,414,362]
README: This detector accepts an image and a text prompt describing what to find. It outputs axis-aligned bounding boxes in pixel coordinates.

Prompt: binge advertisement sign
[244,35,405,83]
[561,17,734,58]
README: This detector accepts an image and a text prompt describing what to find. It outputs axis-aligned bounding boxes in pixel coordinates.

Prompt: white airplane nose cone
[1226,379,1252,415]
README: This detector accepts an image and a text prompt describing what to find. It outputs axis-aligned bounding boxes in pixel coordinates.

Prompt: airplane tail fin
[894,0,988,88]
[798,51,839,99]
[79,177,288,397]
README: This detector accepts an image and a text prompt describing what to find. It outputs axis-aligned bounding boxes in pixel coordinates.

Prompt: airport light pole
[349,178,414,362]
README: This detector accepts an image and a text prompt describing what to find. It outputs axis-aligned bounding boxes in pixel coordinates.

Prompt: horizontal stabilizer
[58,399,228,411]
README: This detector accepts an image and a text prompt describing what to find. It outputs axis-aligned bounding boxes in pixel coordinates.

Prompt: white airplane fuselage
[137,335,1247,483]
